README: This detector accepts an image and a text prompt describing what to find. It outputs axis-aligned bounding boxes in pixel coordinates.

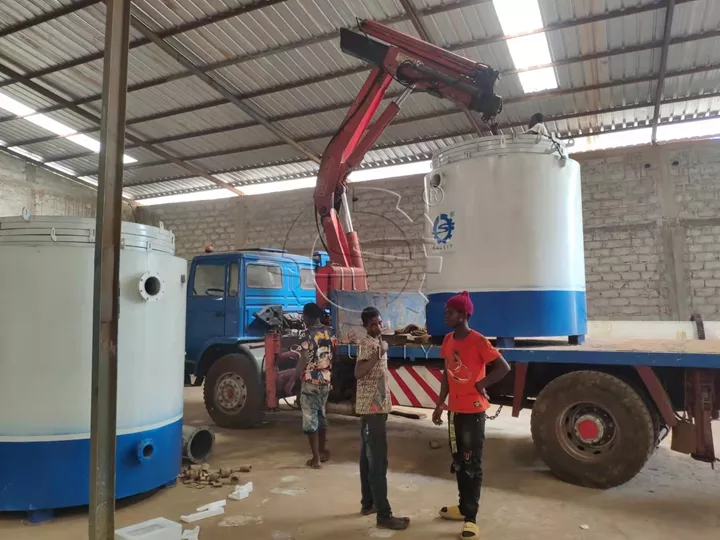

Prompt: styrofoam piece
[181,527,200,540]
[196,500,226,512]
[115,517,182,540]
[180,507,225,523]
[228,482,254,501]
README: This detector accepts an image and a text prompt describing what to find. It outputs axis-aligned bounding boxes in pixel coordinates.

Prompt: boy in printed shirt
[432,291,510,540]
[355,307,410,531]
[292,302,336,469]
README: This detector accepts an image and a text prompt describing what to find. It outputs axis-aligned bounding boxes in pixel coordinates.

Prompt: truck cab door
[225,262,240,337]
[186,259,228,359]
[243,261,286,338]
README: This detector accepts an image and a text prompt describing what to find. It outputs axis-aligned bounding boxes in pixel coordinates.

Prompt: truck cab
[185,248,327,427]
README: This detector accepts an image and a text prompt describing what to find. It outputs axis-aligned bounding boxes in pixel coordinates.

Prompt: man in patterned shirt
[355,307,410,531]
[293,302,335,469]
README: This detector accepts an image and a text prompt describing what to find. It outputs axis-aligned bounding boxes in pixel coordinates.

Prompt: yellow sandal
[461,521,479,540]
[439,505,465,521]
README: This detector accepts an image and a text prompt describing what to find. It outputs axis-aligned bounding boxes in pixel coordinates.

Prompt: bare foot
[320,450,331,463]
[306,458,322,469]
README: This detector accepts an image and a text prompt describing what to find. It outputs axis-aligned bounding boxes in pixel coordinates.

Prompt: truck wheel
[203,353,264,429]
[531,370,655,489]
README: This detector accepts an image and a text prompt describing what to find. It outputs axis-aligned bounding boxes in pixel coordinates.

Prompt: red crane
[313,20,503,306]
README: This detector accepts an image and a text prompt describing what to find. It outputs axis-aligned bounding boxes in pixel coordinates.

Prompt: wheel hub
[557,402,617,462]
[216,373,247,412]
[574,414,605,444]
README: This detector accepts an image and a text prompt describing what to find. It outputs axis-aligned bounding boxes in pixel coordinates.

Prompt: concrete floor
[2,388,719,539]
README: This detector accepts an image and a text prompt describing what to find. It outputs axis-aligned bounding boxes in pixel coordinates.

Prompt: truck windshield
[247,264,282,289]
[300,268,315,289]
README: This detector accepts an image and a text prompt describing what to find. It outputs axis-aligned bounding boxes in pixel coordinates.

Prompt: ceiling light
[493,0,544,35]
[25,114,76,136]
[568,129,652,153]
[78,175,99,186]
[67,134,138,163]
[45,162,77,176]
[0,93,34,116]
[137,189,238,206]
[67,133,100,152]
[492,0,558,94]
[657,117,720,142]
[240,177,317,195]
[348,160,431,182]
[506,34,552,68]
[517,68,558,93]
[7,146,43,162]
[0,91,137,164]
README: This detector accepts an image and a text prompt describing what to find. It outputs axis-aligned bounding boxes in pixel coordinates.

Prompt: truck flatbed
[340,338,720,368]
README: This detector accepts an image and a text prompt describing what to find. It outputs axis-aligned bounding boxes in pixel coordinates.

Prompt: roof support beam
[0,0,470,92]
[0,0,698,123]
[398,0,485,137]
[69,62,720,175]
[0,61,244,195]
[88,0,131,534]
[9,28,718,152]
[128,110,720,199]
[0,0,288,88]
[126,7,320,163]
[651,0,676,143]
[0,0,101,39]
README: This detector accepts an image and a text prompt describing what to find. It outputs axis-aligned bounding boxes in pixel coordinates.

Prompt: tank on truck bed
[330,290,720,489]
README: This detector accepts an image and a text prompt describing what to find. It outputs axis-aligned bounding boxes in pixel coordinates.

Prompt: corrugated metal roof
[0,0,717,199]
[0,3,112,73]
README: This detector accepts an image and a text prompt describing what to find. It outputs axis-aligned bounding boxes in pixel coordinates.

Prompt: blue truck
[185,249,720,489]
[184,248,327,427]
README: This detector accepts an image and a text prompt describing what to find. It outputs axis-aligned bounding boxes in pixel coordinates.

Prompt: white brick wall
[0,151,135,221]
[685,225,720,317]
[145,140,720,321]
[584,228,669,320]
[672,144,720,219]
[581,154,661,228]
[146,176,429,293]
[675,143,720,317]
[0,152,95,218]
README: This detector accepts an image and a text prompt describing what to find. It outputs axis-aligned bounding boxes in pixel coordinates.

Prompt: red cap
[445,291,473,316]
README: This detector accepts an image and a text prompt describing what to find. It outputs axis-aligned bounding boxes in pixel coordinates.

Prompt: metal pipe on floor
[182,426,216,464]
[89,1,131,538]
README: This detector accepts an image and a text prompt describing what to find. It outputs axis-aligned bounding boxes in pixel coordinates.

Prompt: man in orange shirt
[432,291,510,540]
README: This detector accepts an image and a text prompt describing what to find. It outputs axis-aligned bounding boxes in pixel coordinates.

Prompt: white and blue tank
[0,216,186,513]
[424,134,587,343]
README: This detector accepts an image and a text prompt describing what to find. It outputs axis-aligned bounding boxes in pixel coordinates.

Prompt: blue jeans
[299,382,329,434]
[360,414,392,519]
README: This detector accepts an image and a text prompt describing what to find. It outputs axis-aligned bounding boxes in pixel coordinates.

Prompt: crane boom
[313,19,503,307]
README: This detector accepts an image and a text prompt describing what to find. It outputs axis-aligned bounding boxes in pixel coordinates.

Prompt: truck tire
[203,353,264,429]
[530,370,655,489]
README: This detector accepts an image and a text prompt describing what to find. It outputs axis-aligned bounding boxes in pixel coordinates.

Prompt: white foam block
[196,499,226,512]
[115,518,182,540]
[181,527,200,540]
[180,507,225,523]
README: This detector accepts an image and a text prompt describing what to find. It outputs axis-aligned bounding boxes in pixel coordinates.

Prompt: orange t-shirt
[441,330,500,413]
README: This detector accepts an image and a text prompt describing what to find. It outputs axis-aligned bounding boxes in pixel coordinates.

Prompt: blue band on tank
[426,290,587,338]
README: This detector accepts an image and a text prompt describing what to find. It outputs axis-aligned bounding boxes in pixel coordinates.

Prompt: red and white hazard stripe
[388,365,443,409]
